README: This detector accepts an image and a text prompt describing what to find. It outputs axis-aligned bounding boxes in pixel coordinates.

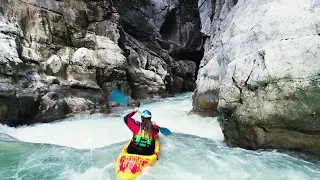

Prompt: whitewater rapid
[0,93,224,149]
[0,93,319,180]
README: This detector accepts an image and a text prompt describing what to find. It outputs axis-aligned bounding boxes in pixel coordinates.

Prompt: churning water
[0,93,319,180]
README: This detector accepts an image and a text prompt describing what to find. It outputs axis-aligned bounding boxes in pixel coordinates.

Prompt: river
[0,93,319,180]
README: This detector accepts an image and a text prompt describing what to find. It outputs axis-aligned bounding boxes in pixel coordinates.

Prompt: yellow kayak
[115,135,160,180]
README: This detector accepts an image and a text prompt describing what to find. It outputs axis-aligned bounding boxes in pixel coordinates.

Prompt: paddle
[156,127,171,136]
[109,88,130,105]
[109,88,172,136]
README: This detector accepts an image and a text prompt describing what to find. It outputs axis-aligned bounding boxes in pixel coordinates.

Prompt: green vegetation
[0,104,8,119]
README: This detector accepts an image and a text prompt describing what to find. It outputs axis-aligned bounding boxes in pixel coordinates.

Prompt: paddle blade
[109,89,129,105]
[159,127,171,136]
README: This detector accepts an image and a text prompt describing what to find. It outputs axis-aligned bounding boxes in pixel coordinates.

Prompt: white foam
[0,93,224,149]
[0,115,132,149]
[68,163,114,180]
[130,96,224,141]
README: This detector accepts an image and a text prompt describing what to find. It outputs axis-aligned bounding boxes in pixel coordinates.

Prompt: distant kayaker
[123,104,160,156]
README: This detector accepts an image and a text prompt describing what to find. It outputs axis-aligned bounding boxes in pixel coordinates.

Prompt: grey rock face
[0,0,202,126]
[171,60,197,93]
[194,0,320,154]
[198,0,213,36]
[113,0,203,98]
[124,33,169,99]
[0,0,127,126]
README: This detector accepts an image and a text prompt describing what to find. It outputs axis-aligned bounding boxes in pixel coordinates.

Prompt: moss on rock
[0,104,8,119]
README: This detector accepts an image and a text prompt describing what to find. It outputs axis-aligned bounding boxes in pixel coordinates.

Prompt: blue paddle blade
[159,127,171,136]
[109,89,129,105]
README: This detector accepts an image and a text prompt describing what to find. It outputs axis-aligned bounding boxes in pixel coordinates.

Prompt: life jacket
[133,129,153,148]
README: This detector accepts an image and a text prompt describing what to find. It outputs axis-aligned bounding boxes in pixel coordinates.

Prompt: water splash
[0,92,319,180]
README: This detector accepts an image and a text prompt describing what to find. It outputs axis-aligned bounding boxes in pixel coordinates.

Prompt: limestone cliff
[0,0,127,126]
[0,0,203,126]
[194,0,320,154]
[113,0,203,98]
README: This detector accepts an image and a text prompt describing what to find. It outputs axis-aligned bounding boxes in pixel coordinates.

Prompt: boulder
[194,0,320,154]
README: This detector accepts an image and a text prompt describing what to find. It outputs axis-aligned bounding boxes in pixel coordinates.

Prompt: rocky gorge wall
[194,0,320,154]
[1,0,318,156]
[0,0,203,126]
[112,0,203,99]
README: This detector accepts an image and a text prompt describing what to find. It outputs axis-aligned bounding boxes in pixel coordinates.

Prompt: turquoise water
[0,93,319,180]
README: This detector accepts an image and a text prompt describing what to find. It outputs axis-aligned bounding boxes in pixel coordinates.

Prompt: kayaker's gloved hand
[130,100,140,107]
[133,107,139,113]
[135,101,140,107]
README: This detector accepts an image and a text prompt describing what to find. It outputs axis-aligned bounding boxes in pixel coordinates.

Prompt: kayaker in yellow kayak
[123,104,160,157]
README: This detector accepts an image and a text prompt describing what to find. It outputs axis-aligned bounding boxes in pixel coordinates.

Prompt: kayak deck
[115,136,160,180]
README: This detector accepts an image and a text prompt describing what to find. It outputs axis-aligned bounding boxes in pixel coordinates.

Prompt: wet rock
[0,0,128,126]
[113,0,203,98]
[0,0,203,126]
[194,0,320,154]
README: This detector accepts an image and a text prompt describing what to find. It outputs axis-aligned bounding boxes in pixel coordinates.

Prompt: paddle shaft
[109,88,171,135]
